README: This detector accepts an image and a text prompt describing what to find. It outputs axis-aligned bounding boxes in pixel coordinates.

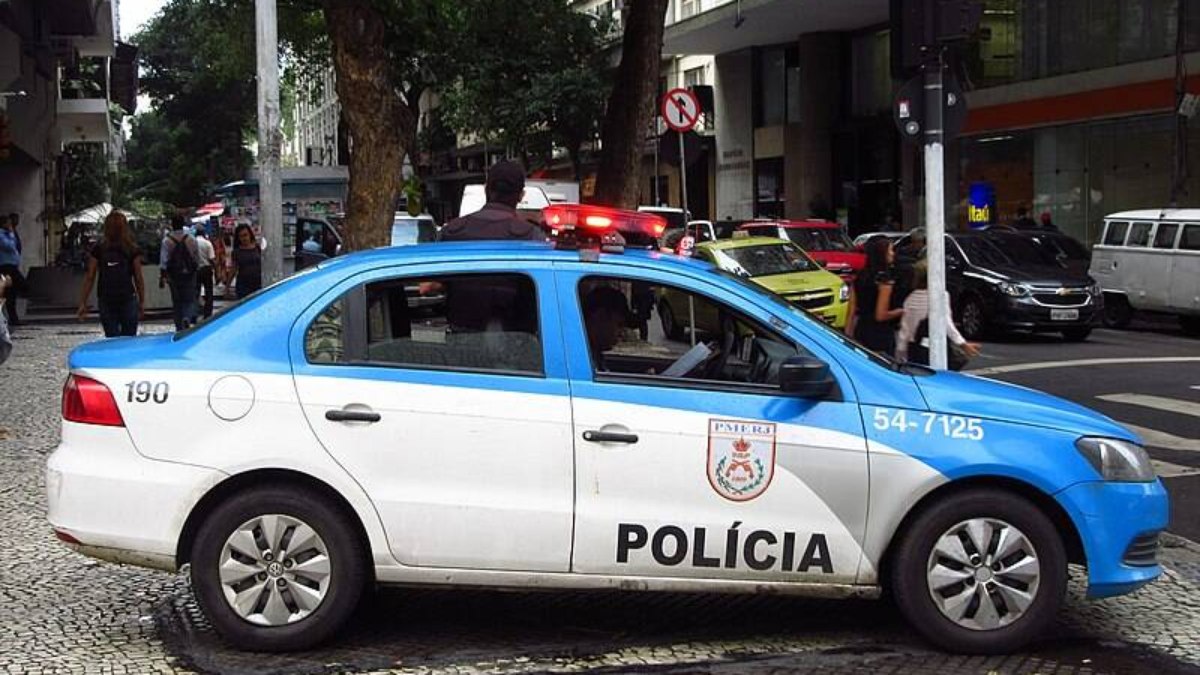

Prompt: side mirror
[779,356,835,399]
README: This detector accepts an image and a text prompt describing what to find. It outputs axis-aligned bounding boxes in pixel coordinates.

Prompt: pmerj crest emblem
[707,419,777,501]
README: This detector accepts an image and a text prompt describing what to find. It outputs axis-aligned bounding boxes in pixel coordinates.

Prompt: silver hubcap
[218,514,332,626]
[926,518,1040,631]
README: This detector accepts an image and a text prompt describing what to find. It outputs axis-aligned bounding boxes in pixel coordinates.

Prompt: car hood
[754,271,841,296]
[976,263,1092,286]
[916,370,1134,440]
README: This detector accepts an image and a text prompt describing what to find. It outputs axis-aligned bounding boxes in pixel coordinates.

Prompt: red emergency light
[543,204,667,250]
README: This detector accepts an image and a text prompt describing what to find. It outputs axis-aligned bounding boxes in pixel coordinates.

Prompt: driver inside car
[582,285,632,371]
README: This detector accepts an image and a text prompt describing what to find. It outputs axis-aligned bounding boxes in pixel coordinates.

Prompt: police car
[47,205,1167,654]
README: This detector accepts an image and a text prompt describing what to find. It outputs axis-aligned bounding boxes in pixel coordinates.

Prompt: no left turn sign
[661,88,701,133]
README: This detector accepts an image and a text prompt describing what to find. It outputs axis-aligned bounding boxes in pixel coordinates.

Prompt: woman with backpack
[226,223,263,299]
[76,210,146,337]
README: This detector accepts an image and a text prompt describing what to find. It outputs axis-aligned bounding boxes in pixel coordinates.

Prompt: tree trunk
[593,0,668,208]
[323,0,412,251]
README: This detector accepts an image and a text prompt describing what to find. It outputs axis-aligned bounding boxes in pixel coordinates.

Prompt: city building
[665,0,1200,244]
[0,0,135,269]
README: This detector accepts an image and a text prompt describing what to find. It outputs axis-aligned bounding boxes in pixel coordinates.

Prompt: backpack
[166,234,197,279]
[96,245,135,302]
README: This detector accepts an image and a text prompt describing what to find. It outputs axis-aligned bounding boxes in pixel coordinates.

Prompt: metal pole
[255,0,283,285]
[679,131,689,220]
[925,48,949,370]
[654,133,660,205]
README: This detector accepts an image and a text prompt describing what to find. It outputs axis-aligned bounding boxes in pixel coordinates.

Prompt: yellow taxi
[660,236,850,332]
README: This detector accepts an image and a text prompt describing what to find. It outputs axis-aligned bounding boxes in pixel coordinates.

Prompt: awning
[65,202,113,225]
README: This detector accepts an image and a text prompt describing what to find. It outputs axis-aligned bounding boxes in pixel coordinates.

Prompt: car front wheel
[191,486,367,651]
[890,489,1067,654]
[958,296,987,341]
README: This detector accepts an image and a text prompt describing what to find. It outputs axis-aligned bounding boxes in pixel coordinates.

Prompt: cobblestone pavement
[3,324,1199,675]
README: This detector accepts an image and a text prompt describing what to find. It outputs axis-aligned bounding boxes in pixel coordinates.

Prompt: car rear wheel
[1102,294,1133,329]
[890,488,1066,654]
[191,486,367,651]
[958,296,987,341]
[1061,327,1092,342]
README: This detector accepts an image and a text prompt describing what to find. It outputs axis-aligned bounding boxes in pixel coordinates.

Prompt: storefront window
[754,158,785,218]
[964,0,1200,88]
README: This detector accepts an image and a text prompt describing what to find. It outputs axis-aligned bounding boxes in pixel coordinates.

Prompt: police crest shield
[707,419,777,501]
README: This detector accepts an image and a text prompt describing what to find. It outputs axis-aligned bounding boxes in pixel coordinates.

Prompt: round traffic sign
[661,88,701,133]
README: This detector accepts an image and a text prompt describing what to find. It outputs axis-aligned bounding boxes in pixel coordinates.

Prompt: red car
[737,219,865,280]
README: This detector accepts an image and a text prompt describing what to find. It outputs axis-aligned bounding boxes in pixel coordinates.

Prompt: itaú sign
[968,203,992,223]
[967,182,995,229]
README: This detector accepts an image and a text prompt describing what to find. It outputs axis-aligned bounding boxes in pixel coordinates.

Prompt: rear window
[1103,221,1129,246]
[1126,222,1153,247]
[1181,224,1200,251]
[711,243,820,277]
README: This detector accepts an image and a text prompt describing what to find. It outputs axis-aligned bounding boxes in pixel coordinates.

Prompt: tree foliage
[438,0,610,176]
[63,144,110,216]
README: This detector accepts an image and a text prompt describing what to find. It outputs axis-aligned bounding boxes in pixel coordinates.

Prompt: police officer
[440,161,544,242]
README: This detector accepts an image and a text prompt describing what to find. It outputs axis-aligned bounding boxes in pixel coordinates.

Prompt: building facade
[665,0,1200,245]
[0,0,133,270]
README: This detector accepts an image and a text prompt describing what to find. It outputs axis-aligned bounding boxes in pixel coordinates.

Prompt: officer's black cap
[486,160,526,194]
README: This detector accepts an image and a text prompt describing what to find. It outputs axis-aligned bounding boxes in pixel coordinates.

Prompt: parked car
[738,220,864,280]
[852,231,907,249]
[1089,210,1200,335]
[390,213,438,247]
[894,230,1102,341]
[293,217,342,272]
[459,184,551,227]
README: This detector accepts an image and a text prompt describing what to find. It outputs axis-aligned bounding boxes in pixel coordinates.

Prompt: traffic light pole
[924,48,949,370]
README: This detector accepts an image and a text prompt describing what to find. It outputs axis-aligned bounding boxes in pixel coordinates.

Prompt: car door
[291,262,575,572]
[557,265,869,585]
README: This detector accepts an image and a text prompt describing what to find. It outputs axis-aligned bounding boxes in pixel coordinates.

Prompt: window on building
[681,0,699,19]
[755,46,801,126]
[851,29,892,116]
[684,66,705,88]
[754,158,785,218]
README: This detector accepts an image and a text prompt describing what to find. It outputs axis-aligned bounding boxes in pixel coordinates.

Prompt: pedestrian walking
[845,236,904,355]
[0,213,25,328]
[160,214,200,330]
[76,211,146,337]
[193,227,216,319]
[895,260,980,369]
[227,223,263,299]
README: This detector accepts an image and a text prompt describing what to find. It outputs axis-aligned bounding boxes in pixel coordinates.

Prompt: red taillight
[62,375,125,427]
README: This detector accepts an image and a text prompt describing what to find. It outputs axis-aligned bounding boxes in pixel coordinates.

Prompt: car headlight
[998,281,1030,297]
[839,283,850,302]
[1075,437,1156,482]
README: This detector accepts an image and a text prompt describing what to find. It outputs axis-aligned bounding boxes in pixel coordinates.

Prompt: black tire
[1060,327,1092,342]
[889,488,1067,654]
[1180,316,1200,337]
[657,299,684,340]
[191,486,367,651]
[958,296,988,341]
[1102,294,1133,329]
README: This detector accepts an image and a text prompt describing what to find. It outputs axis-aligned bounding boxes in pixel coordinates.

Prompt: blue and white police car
[47,205,1167,653]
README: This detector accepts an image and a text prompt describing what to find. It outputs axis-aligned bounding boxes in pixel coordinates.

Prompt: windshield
[1032,234,1089,261]
[173,264,321,340]
[391,219,438,245]
[957,235,1055,267]
[711,243,820,277]
[785,227,854,252]
[710,267,896,369]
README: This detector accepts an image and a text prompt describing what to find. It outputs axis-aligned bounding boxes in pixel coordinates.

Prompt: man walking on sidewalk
[159,215,200,330]
[0,214,24,328]
[194,227,216,319]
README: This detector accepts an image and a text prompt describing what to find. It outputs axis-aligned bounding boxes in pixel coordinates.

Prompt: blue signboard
[967,182,995,229]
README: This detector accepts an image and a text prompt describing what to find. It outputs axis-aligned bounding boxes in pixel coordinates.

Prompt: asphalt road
[966,317,1200,541]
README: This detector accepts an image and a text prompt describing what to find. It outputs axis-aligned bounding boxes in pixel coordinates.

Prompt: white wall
[714,49,754,219]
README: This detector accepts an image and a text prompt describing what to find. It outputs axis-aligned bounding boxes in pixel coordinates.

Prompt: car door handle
[325,409,381,423]
[582,430,638,444]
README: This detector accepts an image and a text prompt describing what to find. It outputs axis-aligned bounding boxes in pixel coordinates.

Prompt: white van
[1090,209,1200,335]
